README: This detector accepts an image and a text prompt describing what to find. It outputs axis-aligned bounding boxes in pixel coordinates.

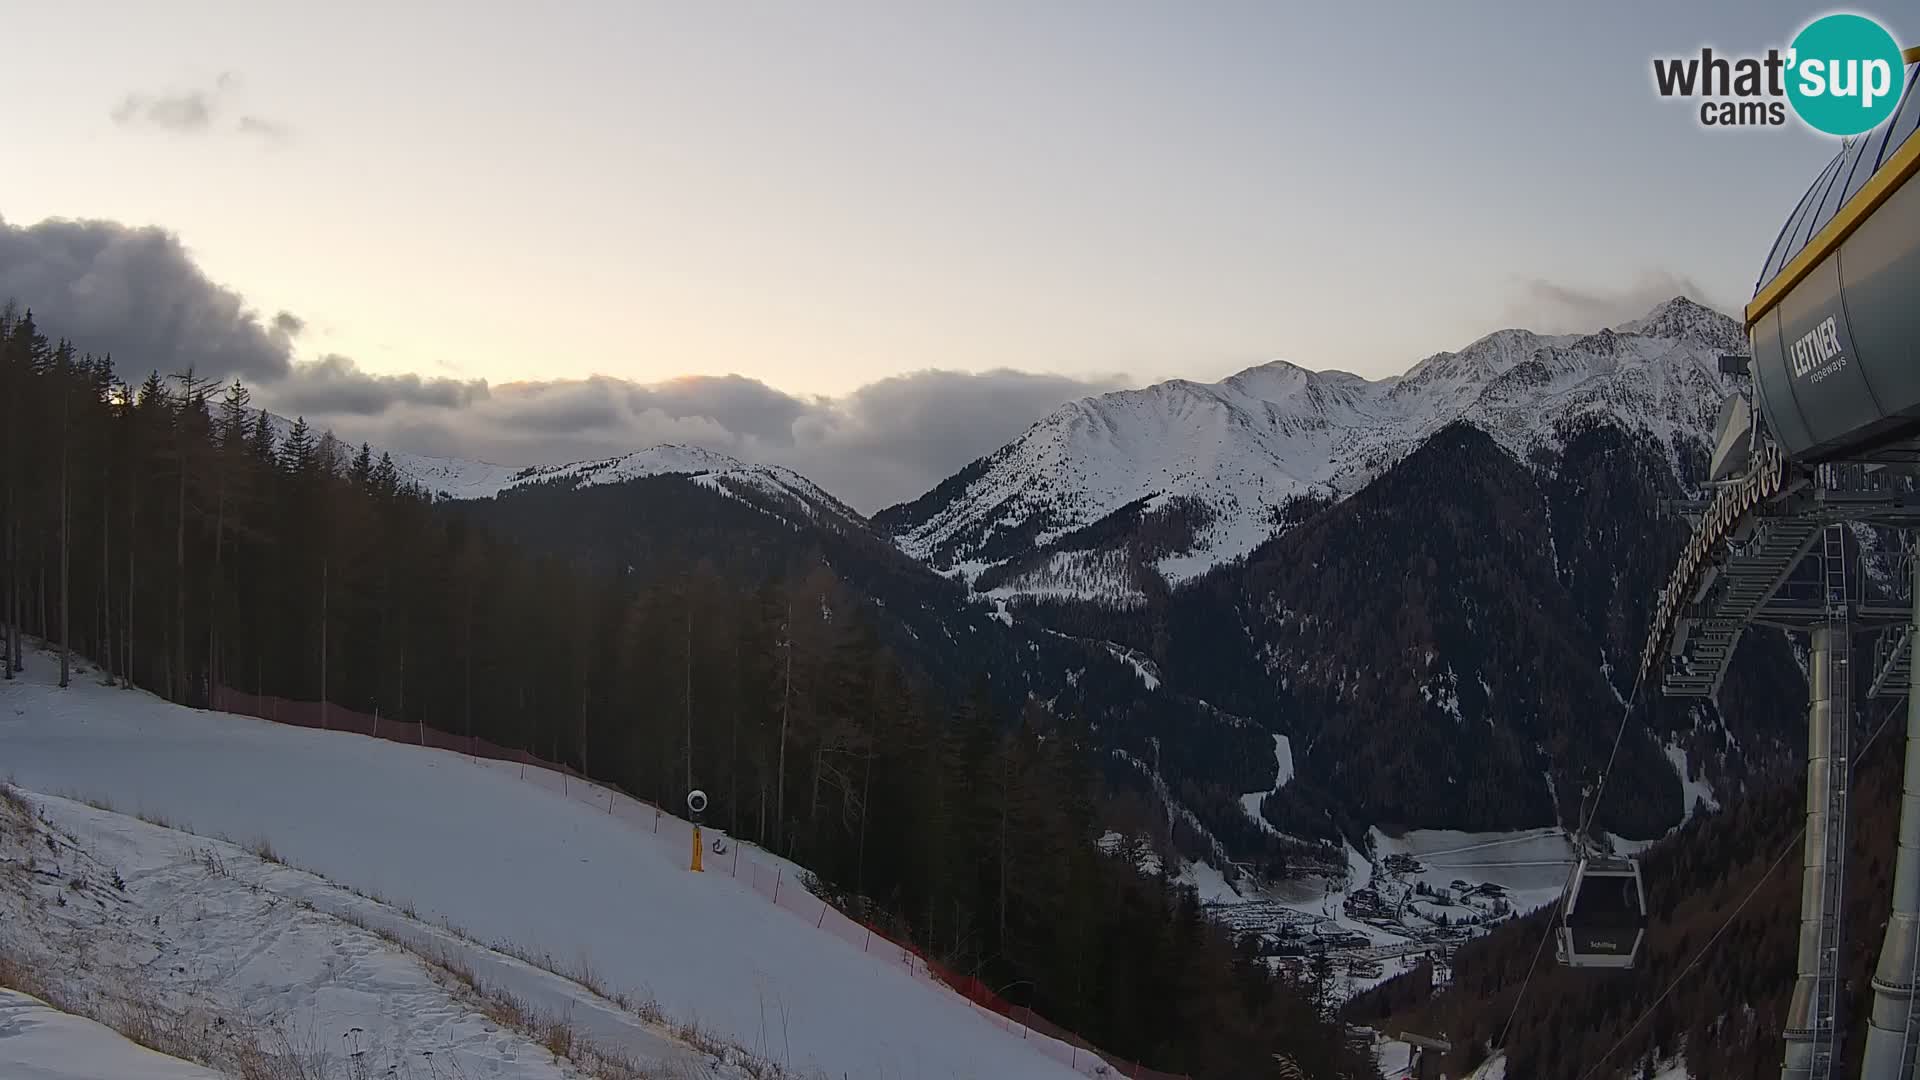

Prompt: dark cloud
[271,353,489,416]
[0,216,295,382]
[111,77,288,141]
[271,368,1125,512]
[3,214,1120,510]
[1508,271,1733,334]
[785,369,1130,506]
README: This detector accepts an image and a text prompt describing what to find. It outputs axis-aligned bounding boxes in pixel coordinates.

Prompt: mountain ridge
[874,296,1739,602]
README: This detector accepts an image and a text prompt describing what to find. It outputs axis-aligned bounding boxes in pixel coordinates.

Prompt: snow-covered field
[1369,827,1575,917]
[1182,823,1580,1005]
[0,650,1089,1080]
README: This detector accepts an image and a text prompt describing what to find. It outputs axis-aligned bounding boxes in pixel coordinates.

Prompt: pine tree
[372,452,399,499]
[280,417,315,477]
[249,410,275,462]
[54,341,75,688]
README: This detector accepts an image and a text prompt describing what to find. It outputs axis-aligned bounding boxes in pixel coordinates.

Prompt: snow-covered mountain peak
[509,443,757,487]
[506,444,863,527]
[1614,295,1744,352]
[260,411,862,530]
[878,298,1736,600]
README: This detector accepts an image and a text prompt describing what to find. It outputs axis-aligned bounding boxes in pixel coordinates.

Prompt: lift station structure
[1640,47,1920,1080]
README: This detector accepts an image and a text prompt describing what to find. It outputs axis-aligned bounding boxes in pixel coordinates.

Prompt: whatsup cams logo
[1653,12,1906,135]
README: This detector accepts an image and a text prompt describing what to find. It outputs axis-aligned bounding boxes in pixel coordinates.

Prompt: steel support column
[1862,548,1920,1079]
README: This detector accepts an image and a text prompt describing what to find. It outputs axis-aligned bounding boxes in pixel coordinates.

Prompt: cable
[1426,859,1576,870]
[1403,830,1567,860]
[1497,663,1650,1049]
[1572,821,1805,1080]
[1494,904,1560,1050]
[1578,663,1650,846]
[1569,696,1905,1080]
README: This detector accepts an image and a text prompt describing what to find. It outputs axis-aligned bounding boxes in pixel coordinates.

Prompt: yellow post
[690,824,704,872]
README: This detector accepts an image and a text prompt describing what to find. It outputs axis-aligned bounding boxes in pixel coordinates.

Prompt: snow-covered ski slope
[2,790,708,1079]
[0,653,1088,1080]
[0,989,227,1080]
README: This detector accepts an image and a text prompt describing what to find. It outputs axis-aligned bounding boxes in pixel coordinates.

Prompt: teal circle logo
[1786,14,1906,136]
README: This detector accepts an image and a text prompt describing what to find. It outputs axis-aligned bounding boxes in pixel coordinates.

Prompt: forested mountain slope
[1350,715,1909,1079]
[0,306,1373,1079]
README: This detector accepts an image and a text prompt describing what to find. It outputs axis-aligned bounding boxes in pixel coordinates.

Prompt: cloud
[112,92,213,133]
[272,353,489,416]
[12,212,1750,512]
[260,368,1126,512]
[236,115,291,141]
[0,215,1127,510]
[0,215,295,383]
[1506,271,1732,334]
[111,76,289,140]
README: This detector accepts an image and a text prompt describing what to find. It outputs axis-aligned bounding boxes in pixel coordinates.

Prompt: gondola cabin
[1558,855,1646,969]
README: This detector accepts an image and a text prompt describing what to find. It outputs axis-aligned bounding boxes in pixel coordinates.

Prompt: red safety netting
[210,687,1188,1080]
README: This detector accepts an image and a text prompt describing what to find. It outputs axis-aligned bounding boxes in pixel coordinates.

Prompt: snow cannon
[687,789,708,872]
[1747,51,1920,465]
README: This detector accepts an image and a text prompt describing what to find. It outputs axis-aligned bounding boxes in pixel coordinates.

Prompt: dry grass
[252,837,284,865]
[539,1011,577,1060]
[0,781,32,821]
[194,847,233,879]
[72,792,117,814]
[0,941,327,1080]
[0,951,62,1005]
[0,784,34,847]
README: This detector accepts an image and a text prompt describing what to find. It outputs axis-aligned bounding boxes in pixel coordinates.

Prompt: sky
[0,1,1898,509]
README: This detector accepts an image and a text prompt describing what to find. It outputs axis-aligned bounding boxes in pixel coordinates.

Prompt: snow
[1374,1036,1414,1079]
[982,550,1149,609]
[886,298,1736,597]
[1095,831,1163,876]
[1236,796,1268,836]
[1606,833,1659,856]
[1270,734,1295,789]
[502,445,863,530]
[2,791,700,1079]
[269,408,859,527]
[1236,735,1294,836]
[1666,741,1720,819]
[1652,1056,1693,1080]
[1103,643,1162,690]
[1345,840,1374,893]
[1369,827,1573,916]
[0,989,227,1080]
[0,651,1090,1080]
[1174,859,1246,904]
